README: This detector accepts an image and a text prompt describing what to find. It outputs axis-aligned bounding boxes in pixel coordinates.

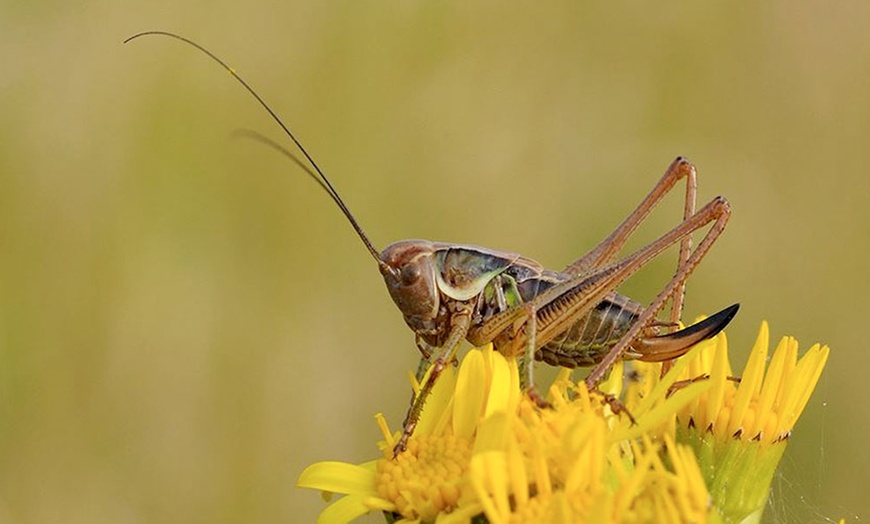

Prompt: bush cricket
[126,31,739,457]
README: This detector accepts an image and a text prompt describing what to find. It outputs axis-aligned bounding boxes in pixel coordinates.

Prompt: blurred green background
[1,1,865,522]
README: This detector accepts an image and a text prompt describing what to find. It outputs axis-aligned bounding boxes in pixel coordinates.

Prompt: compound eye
[400,264,421,286]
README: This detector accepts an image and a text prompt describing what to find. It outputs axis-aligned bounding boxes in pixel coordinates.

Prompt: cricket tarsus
[127,33,737,459]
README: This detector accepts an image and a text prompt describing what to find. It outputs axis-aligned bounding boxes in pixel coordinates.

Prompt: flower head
[677,321,829,444]
[674,321,829,523]
[298,321,828,524]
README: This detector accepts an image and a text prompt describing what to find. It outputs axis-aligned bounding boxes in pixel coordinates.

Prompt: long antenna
[124,31,389,270]
[230,128,332,196]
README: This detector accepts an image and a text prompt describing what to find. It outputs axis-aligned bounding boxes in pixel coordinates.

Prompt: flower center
[376,434,472,521]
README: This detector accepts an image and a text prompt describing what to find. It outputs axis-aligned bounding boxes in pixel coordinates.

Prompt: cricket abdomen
[475,265,648,367]
[535,292,644,368]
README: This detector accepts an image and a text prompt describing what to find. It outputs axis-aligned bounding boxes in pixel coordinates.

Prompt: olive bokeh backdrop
[1,2,866,522]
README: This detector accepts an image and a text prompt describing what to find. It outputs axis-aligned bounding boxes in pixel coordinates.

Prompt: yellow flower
[674,321,830,524]
[469,383,712,523]
[298,345,518,523]
[677,321,829,444]
[298,321,828,524]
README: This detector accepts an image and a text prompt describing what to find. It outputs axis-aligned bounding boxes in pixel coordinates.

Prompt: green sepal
[677,425,788,524]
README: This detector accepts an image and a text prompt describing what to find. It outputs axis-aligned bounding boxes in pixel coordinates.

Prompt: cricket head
[122,33,449,332]
[123,31,446,341]
[379,240,441,326]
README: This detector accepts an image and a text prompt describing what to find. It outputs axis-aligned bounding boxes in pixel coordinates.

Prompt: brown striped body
[536,291,644,368]
[472,260,647,368]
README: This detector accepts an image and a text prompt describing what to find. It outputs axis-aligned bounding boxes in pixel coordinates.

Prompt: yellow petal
[616,379,712,442]
[416,364,457,436]
[454,349,487,439]
[473,411,509,454]
[780,343,829,433]
[728,324,769,436]
[297,461,377,495]
[704,332,731,430]
[506,437,530,507]
[315,494,373,524]
[470,449,509,524]
[484,351,517,417]
[634,343,704,416]
[747,337,789,438]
